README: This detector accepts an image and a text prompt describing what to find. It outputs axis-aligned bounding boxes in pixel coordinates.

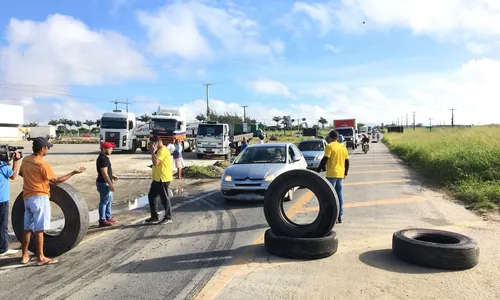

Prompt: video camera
[0,144,24,163]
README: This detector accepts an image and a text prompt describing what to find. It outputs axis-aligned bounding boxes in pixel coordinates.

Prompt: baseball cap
[328,130,339,139]
[32,137,53,149]
[101,142,116,149]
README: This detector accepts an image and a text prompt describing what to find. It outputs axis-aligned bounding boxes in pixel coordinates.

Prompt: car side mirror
[293,156,301,162]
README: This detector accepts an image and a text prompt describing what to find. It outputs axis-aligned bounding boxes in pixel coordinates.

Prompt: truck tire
[264,169,339,238]
[264,229,338,259]
[11,182,89,257]
[185,140,193,152]
[392,228,480,270]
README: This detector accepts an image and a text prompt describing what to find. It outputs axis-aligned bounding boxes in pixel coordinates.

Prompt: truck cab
[196,121,230,159]
[334,126,358,150]
[149,106,195,151]
[99,110,138,153]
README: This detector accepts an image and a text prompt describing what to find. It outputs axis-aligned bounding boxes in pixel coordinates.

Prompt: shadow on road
[114,243,294,273]
[140,224,269,240]
[358,249,452,274]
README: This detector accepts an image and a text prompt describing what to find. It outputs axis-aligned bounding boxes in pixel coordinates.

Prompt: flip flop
[36,258,58,266]
[20,256,35,265]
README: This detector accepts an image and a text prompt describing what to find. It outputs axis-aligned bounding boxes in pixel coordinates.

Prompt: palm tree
[74,121,83,136]
[48,119,59,126]
[137,114,151,122]
[196,114,206,122]
[272,116,282,129]
[58,119,68,136]
[83,120,95,131]
[23,122,39,127]
[318,117,328,129]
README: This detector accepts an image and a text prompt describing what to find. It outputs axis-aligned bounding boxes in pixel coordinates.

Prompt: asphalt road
[1,142,499,299]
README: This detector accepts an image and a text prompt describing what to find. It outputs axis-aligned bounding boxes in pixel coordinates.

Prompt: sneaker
[99,220,113,227]
[337,216,342,224]
[0,249,20,256]
[159,217,173,225]
[107,217,118,224]
[145,217,159,223]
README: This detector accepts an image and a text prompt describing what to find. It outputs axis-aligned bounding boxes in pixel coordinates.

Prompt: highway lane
[1,142,499,299]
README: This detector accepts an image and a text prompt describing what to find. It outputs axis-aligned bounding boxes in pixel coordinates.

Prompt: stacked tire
[263,169,339,259]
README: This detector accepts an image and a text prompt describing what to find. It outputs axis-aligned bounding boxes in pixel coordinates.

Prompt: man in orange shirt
[19,137,85,265]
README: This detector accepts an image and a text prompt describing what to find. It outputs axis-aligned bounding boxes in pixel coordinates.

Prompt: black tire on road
[264,229,338,259]
[11,182,90,257]
[264,169,339,238]
[392,228,480,270]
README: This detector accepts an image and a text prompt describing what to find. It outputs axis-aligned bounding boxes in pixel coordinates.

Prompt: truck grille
[105,132,120,145]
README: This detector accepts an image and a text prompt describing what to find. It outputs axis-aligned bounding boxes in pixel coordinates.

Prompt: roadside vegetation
[383,126,500,212]
[183,161,230,179]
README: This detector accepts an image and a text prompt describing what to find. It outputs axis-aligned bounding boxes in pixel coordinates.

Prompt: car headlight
[264,175,275,182]
[315,154,323,160]
[223,175,232,182]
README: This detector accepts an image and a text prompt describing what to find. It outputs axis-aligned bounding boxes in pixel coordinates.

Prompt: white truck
[149,106,196,152]
[28,126,56,139]
[98,110,140,153]
[196,121,253,159]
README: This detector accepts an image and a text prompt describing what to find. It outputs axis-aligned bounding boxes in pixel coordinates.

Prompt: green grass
[184,165,224,179]
[383,126,500,212]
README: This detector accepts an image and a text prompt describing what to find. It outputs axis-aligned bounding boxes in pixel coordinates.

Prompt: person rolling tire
[264,229,338,259]
[11,182,89,257]
[392,228,480,270]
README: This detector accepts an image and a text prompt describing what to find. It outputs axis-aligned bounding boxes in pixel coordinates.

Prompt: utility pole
[412,111,416,131]
[449,108,457,128]
[406,113,408,128]
[428,118,433,132]
[241,105,248,122]
[110,99,131,112]
[203,83,212,121]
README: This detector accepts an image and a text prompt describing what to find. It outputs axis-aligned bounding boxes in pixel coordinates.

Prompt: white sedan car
[221,143,307,201]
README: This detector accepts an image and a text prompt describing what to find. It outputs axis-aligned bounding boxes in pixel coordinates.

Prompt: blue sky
[1,0,500,126]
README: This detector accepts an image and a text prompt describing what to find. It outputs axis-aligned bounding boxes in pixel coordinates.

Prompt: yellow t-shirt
[152,146,173,182]
[324,141,349,178]
[20,155,56,199]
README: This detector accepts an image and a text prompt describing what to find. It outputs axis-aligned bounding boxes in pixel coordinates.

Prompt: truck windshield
[198,124,223,136]
[151,119,177,131]
[335,128,353,137]
[100,118,127,129]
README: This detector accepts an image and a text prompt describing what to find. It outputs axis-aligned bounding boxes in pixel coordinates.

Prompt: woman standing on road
[173,139,185,179]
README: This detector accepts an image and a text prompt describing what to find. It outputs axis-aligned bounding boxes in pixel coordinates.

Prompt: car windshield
[100,118,127,129]
[233,146,287,164]
[151,119,177,131]
[197,124,223,136]
[298,141,324,151]
[335,128,353,137]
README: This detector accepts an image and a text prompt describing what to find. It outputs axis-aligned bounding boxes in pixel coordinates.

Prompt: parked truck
[99,110,139,153]
[333,118,359,149]
[28,126,56,139]
[148,106,196,152]
[196,121,253,159]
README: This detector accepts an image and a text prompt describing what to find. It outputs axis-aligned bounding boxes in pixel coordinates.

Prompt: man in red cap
[96,142,119,227]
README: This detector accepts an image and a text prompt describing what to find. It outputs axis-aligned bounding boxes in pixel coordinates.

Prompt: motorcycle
[362,142,369,154]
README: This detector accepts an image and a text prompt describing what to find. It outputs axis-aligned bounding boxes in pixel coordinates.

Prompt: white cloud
[137,1,283,61]
[0,14,154,123]
[247,79,293,98]
[287,0,500,51]
[324,44,341,53]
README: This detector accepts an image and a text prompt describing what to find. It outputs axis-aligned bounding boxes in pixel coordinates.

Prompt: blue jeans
[327,177,344,217]
[96,181,113,221]
[0,201,8,253]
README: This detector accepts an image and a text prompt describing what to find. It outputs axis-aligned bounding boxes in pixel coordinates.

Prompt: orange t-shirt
[20,155,56,200]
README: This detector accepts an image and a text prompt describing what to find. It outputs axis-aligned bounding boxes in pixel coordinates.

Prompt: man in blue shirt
[0,152,21,256]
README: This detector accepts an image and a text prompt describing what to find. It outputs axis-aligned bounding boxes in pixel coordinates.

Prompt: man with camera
[0,148,22,256]
[19,137,85,265]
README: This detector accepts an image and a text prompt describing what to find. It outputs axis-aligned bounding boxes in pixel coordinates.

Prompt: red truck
[333,118,359,149]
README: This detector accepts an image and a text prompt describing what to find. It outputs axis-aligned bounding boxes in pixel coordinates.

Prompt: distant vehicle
[220,143,307,201]
[149,106,196,152]
[196,121,253,159]
[99,110,139,153]
[298,139,327,170]
[28,126,56,140]
[334,118,359,150]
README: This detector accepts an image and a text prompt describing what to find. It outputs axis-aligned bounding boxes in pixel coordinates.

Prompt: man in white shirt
[258,135,265,144]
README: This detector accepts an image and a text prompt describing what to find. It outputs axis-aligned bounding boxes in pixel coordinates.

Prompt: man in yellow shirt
[317,130,350,223]
[145,135,173,224]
